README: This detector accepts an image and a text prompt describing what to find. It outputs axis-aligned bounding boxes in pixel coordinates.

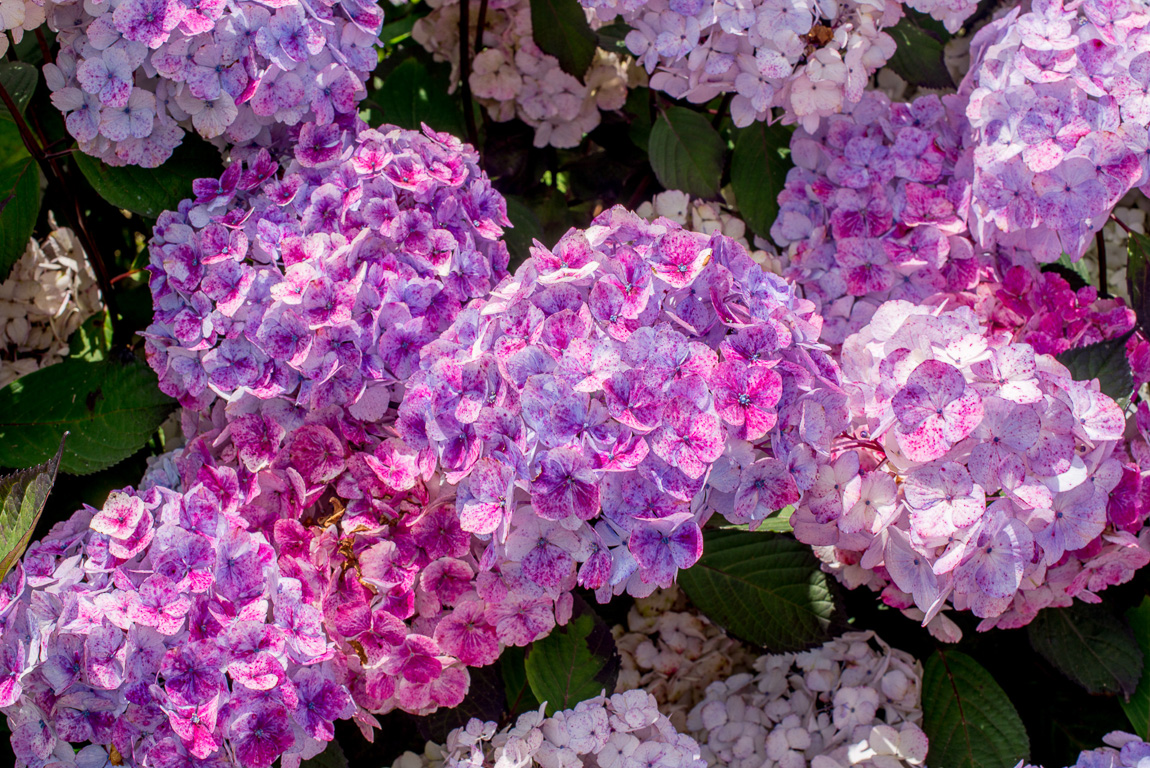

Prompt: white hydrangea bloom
[392,692,706,768]
[412,0,634,148]
[685,632,928,768]
[612,587,756,731]
[0,226,102,388]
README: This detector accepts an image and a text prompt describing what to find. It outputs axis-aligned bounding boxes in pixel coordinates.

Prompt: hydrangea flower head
[38,0,381,166]
[412,0,630,148]
[0,482,357,768]
[145,118,510,413]
[789,300,1145,634]
[399,205,843,600]
[772,90,979,347]
[684,631,927,768]
[960,0,1150,261]
[393,690,706,768]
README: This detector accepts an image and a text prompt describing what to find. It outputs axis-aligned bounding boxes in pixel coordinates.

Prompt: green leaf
[525,596,620,715]
[624,87,652,153]
[0,432,66,579]
[502,645,542,718]
[1122,597,1150,738]
[529,0,597,77]
[0,357,177,475]
[730,122,792,242]
[504,195,545,270]
[596,21,632,52]
[69,310,114,362]
[885,12,954,90]
[0,144,40,280]
[379,15,418,44]
[1056,330,1135,401]
[678,528,841,650]
[648,107,725,199]
[1027,602,1144,697]
[1128,232,1150,339]
[299,741,349,768]
[73,135,223,218]
[375,58,466,138]
[0,62,38,122]
[921,650,1030,768]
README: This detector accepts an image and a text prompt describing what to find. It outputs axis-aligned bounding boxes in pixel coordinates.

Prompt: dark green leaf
[624,87,652,152]
[0,433,66,578]
[525,596,620,715]
[0,357,177,475]
[678,528,840,650]
[379,15,418,44]
[1123,597,1150,738]
[69,310,114,362]
[504,195,545,270]
[73,135,223,218]
[885,13,954,90]
[375,58,466,138]
[730,122,792,242]
[922,650,1030,768]
[1028,602,1144,697]
[0,140,40,280]
[529,0,597,77]
[648,107,725,199]
[1056,330,1135,401]
[300,741,349,768]
[416,662,506,742]
[1128,232,1150,339]
[0,62,37,121]
[502,645,542,718]
[596,21,632,52]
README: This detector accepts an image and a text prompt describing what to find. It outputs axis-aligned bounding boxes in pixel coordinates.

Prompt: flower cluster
[412,0,630,148]
[39,0,381,167]
[612,587,755,731]
[586,0,910,131]
[393,691,706,768]
[1025,732,1150,768]
[0,227,102,388]
[144,119,509,412]
[165,405,569,717]
[960,0,1150,261]
[789,300,1146,632]
[398,205,842,600]
[686,631,928,768]
[772,90,977,347]
[0,482,360,768]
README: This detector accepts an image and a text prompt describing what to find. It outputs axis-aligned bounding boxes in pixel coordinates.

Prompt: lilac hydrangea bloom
[960,0,1150,261]
[38,0,381,167]
[145,118,510,413]
[398,205,843,600]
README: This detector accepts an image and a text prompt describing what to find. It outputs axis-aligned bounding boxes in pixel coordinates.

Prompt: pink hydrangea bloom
[0,483,357,768]
[789,301,1145,634]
